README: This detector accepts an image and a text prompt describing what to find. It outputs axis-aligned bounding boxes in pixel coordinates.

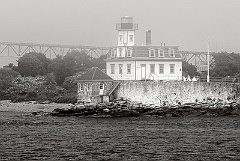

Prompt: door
[141,64,146,80]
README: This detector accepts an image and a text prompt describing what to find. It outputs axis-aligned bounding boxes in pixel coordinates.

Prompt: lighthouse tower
[115,16,138,57]
[116,16,138,46]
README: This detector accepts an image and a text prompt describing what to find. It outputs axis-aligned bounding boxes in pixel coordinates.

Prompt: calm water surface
[0,111,240,161]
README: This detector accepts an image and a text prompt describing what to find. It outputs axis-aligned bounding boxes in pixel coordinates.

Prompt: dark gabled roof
[78,67,113,82]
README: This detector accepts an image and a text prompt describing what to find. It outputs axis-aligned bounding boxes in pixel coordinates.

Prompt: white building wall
[106,61,136,80]
[135,61,182,80]
[106,60,182,81]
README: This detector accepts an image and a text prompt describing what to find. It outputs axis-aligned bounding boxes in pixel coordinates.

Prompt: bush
[2,75,78,104]
[51,91,77,104]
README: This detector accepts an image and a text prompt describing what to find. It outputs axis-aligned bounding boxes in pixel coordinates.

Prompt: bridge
[0,42,110,58]
[0,42,214,71]
[181,51,215,71]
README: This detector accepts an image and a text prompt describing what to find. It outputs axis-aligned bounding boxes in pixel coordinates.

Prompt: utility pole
[207,38,210,82]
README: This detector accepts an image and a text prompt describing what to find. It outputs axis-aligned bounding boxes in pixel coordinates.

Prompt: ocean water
[0,111,240,161]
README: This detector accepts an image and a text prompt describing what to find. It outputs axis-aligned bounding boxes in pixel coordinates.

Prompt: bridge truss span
[181,51,215,72]
[0,42,111,58]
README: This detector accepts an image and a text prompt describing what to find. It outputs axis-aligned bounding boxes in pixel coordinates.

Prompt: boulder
[31,111,49,116]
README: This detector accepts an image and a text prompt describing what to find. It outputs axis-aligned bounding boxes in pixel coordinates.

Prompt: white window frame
[170,64,175,74]
[119,64,123,74]
[149,49,155,57]
[169,49,175,57]
[127,64,131,74]
[79,83,84,91]
[127,48,132,57]
[158,49,164,57]
[119,48,122,57]
[86,83,91,91]
[99,83,104,90]
[110,64,115,74]
[119,35,123,42]
[111,48,116,58]
[159,64,164,74]
[150,64,155,74]
[129,35,133,42]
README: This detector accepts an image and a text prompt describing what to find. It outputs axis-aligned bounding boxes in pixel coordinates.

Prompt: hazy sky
[1,0,240,67]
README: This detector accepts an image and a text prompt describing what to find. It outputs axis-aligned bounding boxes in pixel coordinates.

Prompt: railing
[106,81,120,96]
[109,75,240,83]
[200,77,238,83]
[149,74,154,80]
[116,23,138,30]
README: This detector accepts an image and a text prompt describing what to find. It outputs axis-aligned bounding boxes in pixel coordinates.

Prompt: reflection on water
[0,112,240,160]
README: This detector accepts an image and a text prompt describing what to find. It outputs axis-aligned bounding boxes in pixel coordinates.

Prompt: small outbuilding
[77,67,119,103]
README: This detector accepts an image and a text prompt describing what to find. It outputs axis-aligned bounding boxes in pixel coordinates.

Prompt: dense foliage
[17,52,51,77]
[182,61,200,77]
[14,50,105,85]
[210,52,240,77]
[0,50,105,102]
[4,76,77,103]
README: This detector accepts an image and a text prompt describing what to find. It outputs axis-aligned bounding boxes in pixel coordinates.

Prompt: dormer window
[158,49,164,57]
[111,48,116,58]
[149,49,155,57]
[127,48,132,57]
[119,48,122,57]
[169,49,175,57]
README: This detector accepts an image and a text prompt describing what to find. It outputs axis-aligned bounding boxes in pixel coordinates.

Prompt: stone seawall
[114,81,240,105]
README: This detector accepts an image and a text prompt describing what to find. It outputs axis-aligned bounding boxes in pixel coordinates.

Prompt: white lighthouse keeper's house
[105,16,182,81]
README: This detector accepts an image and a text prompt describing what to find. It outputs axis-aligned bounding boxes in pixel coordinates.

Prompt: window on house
[169,49,175,57]
[111,48,116,58]
[100,83,104,90]
[159,64,164,74]
[158,49,164,57]
[149,49,155,57]
[119,35,123,42]
[129,35,133,42]
[110,64,115,74]
[127,64,131,74]
[79,83,83,91]
[170,64,175,74]
[150,64,155,74]
[86,83,91,91]
[119,48,122,57]
[127,48,132,57]
[111,49,114,57]
[119,64,123,74]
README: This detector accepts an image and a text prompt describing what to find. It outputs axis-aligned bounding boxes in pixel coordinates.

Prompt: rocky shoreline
[46,98,240,117]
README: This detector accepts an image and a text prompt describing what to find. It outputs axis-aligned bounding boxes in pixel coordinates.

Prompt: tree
[48,56,71,85]
[63,50,93,75]
[48,50,106,85]
[91,54,107,69]
[210,52,240,77]
[182,61,200,76]
[17,52,50,77]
